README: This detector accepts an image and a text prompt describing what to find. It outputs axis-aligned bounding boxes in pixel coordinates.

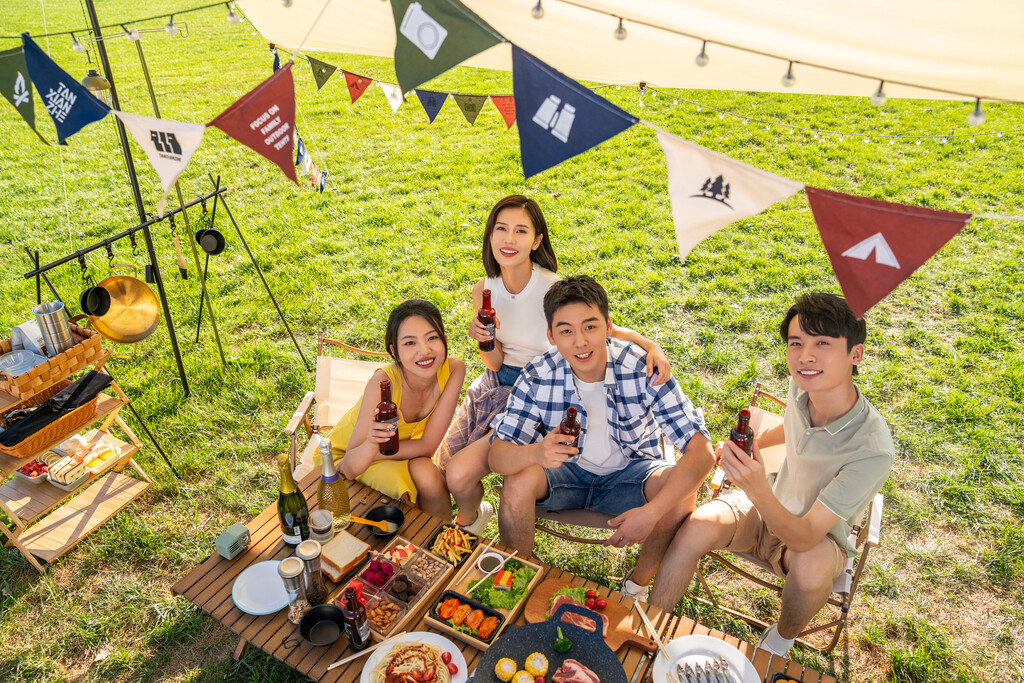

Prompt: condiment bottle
[559,406,581,451]
[478,288,496,352]
[376,379,399,456]
[729,409,754,456]
[341,586,371,651]
[276,452,310,544]
[317,436,351,530]
[279,556,310,624]
[296,539,328,606]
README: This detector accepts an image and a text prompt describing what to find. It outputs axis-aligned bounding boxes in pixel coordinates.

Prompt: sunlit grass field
[1,2,1022,682]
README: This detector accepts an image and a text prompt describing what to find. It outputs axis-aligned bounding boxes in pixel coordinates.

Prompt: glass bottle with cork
[376,378,399,456]
[276,453,309,544]
[317,436,350,530]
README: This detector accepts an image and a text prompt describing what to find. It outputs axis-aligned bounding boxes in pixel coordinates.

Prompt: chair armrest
[320,337,390,359]
[285,391,315,436]
[867,493,883,547]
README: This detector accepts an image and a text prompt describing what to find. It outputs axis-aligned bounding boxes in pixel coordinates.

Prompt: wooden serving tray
[524,577,656,653]
[425,548,545,650]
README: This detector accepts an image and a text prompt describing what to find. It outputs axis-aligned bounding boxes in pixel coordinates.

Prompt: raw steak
[550,594,609,637]
[552,659,600,683]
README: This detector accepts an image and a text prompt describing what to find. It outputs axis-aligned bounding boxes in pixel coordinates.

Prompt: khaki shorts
[712,492,848,580]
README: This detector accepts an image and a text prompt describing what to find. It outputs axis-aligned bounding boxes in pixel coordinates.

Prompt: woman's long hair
[481,194,558,278]
[384,299,449,364]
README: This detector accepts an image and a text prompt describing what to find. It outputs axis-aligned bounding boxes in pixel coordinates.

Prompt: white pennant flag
[378,81,404,114]
[656,128,803,260]
[114,111,206,214]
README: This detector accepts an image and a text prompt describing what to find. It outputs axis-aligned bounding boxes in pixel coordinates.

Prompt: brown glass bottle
[340,586,371,651]
[559,406,581,451]
[376,379,399,456]
[478,288,496,352]
[730,409,754,456]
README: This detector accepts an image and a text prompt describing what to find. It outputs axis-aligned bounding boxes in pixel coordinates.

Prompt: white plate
[360,631,467,683]
[231,560,289,615]
[653,634,759,683]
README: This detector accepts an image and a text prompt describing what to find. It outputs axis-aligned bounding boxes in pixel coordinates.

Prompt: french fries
[430,526,474,563]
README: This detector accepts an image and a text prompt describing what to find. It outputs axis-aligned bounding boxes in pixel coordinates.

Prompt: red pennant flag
[489,95,516,129]
[343,70,373,104]
[209,62,298,185]
[806,186,971,318]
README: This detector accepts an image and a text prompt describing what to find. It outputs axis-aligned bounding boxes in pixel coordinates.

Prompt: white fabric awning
[237,0,1024,103]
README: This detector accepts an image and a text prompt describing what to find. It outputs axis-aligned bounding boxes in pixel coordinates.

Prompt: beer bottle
[559,406,581,451]
[478,289,496,352]
[341,586,371,651]
[376,379,399,456]
[729,409,754,456]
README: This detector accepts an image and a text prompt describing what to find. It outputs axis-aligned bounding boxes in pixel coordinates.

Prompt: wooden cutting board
[524,577,656,653]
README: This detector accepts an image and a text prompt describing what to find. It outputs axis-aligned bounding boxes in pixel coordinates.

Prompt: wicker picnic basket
[0,321,104,400]
[0,392,99,459]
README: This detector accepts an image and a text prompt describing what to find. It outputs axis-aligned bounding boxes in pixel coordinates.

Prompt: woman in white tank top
[438,195,674,533]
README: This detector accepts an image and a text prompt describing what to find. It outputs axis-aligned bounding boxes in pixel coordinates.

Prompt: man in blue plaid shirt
[489,276,715,600]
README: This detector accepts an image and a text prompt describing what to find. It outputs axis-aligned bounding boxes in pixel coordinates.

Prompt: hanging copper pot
[88,270,160,344]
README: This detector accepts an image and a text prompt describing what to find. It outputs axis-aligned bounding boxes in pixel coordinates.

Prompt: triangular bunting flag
[655,129,803,260]
[0,46,47,144]
[378,81,404,114]
[489,95,516,130]
[319,169,328,193]
[295,136,307,167]
[113,111,206,214]
[208,61,298,185]
[453,94,487,125]
[307,56,337,90]
[390,0,503,94]
[310,161,319,187]
[22,34,109,143]
[343,70,373,104]
[806,186,972,318]
[272,48,282,72]
[415,89,447,122]
[512,45,638,178]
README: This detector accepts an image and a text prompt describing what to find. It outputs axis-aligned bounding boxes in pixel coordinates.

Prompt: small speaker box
[215,523,251,560]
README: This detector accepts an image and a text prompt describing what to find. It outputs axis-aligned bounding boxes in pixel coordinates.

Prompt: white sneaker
[459,500,494,536]
[755,624,794,657]
[619,568,649,602]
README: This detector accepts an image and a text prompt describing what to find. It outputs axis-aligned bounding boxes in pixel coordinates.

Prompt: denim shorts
[536,458,672,517]
[496,364,522,387]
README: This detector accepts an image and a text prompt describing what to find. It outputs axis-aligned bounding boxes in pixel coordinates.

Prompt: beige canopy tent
[237,0,1024,103]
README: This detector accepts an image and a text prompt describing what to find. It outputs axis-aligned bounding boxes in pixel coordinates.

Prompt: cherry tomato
[535,677,545,683]
[424,667,435,682]
[585,598,596,609]
[447,663,459,676]
[594,598,608,610]
[585,589,597,599]
[441,652,452,665]
[411,670,424,682]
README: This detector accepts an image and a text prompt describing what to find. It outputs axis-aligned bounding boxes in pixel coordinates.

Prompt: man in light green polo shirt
[650,292,894,657]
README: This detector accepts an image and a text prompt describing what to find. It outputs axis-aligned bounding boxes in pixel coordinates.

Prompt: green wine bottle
[277,453,309,544]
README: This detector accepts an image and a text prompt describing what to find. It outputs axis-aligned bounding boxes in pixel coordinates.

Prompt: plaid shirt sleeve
[649,376,711,452]
[492,365,548,446]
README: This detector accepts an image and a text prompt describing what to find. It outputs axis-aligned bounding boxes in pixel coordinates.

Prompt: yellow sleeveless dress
[328,359,451,504]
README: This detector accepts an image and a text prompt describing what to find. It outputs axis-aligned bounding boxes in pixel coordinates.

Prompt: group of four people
[323,195,895,657]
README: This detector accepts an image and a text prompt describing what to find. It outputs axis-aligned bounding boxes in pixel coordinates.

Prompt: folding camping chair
[284,333,388,480]
[686,382,888,654]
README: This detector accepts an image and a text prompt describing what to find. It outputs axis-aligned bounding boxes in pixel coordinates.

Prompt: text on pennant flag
[22,34,109,143]
[390,0,503,94]
[114,111,206,214]
[805,185,972,318]
[489,95,516,129]
[208,61,298,185]
[512,45,638,178]
[415,89,447,122]
[343,70,373,104]
[655,128,803,259]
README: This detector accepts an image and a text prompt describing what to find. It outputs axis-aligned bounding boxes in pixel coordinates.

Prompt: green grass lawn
[1,2,1022,682]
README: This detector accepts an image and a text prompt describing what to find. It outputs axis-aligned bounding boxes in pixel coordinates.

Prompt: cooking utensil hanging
[90,266,161,344]
[77,255,111,317]
[194,194,224,342]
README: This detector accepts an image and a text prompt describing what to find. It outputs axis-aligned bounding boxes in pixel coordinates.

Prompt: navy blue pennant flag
[415,89,447,123]
[22,34,109,143]
[512,45,638,178]
[272,48,282,72]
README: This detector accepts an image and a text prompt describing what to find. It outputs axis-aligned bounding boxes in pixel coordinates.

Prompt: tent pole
[82,0,190,397]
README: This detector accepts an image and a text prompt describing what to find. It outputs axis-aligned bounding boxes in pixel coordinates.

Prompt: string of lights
[529,0,1011,125]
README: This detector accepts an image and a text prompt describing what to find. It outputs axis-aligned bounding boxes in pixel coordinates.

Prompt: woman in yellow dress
[330,300,465,519]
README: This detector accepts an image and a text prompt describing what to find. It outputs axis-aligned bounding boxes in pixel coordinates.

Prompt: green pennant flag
[307,56,337,91]
[453,94,488,125]
[0,46,47,144]
[391,0,504,94]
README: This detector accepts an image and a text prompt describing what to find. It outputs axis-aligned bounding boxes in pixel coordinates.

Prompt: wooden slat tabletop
[171,478,835,683]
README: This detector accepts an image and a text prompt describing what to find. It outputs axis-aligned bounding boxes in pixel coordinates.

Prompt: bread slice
[321,530,370,582]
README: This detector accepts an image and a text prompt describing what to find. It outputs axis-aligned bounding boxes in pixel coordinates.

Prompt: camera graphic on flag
[400,2,448,60]
[532,95,576,143]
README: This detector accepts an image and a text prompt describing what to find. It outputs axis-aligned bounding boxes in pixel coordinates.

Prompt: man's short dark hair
[780,292,866,375]
[543,275,610,328]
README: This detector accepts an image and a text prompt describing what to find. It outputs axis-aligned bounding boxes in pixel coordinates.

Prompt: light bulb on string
[781,61,795,88]
[531,1,544,19]
[673,99,679,105]
[869,80,887,107]
[942,137,948,144]
[864,137,870,143]
[695,41,709,67]
[71,34,86,52]
[967,98,985,126]
[121,24,140,41]
[889,138,895,145]
[614,18,627,41]
[765,124,770,130]
[970,137,976,143]
[226,4,241,23]
[718,113,724,119]
[916,139,922,145]
[165,15,177,35]
[283,0,294,6]
[997,132,1004,137]
[838,135,844,142]
[696,105,700,111]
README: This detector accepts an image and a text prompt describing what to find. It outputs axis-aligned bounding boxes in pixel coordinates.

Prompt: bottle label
[282,526,302,544]
[381,417,399,431]
[483,323,495,340]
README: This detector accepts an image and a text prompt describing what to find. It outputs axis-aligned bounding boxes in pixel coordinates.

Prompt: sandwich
[321,530,371,582]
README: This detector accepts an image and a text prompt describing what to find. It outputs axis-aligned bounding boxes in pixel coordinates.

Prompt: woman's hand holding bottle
[467,314,500,346]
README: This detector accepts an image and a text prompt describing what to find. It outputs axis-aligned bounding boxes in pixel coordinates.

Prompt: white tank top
[484,265,560,368]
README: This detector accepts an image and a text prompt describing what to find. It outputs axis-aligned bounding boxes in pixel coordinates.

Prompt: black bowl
[79,285,111,316]
[195,227,226,255]
[298,603,345,647]
[364,504,405,539]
